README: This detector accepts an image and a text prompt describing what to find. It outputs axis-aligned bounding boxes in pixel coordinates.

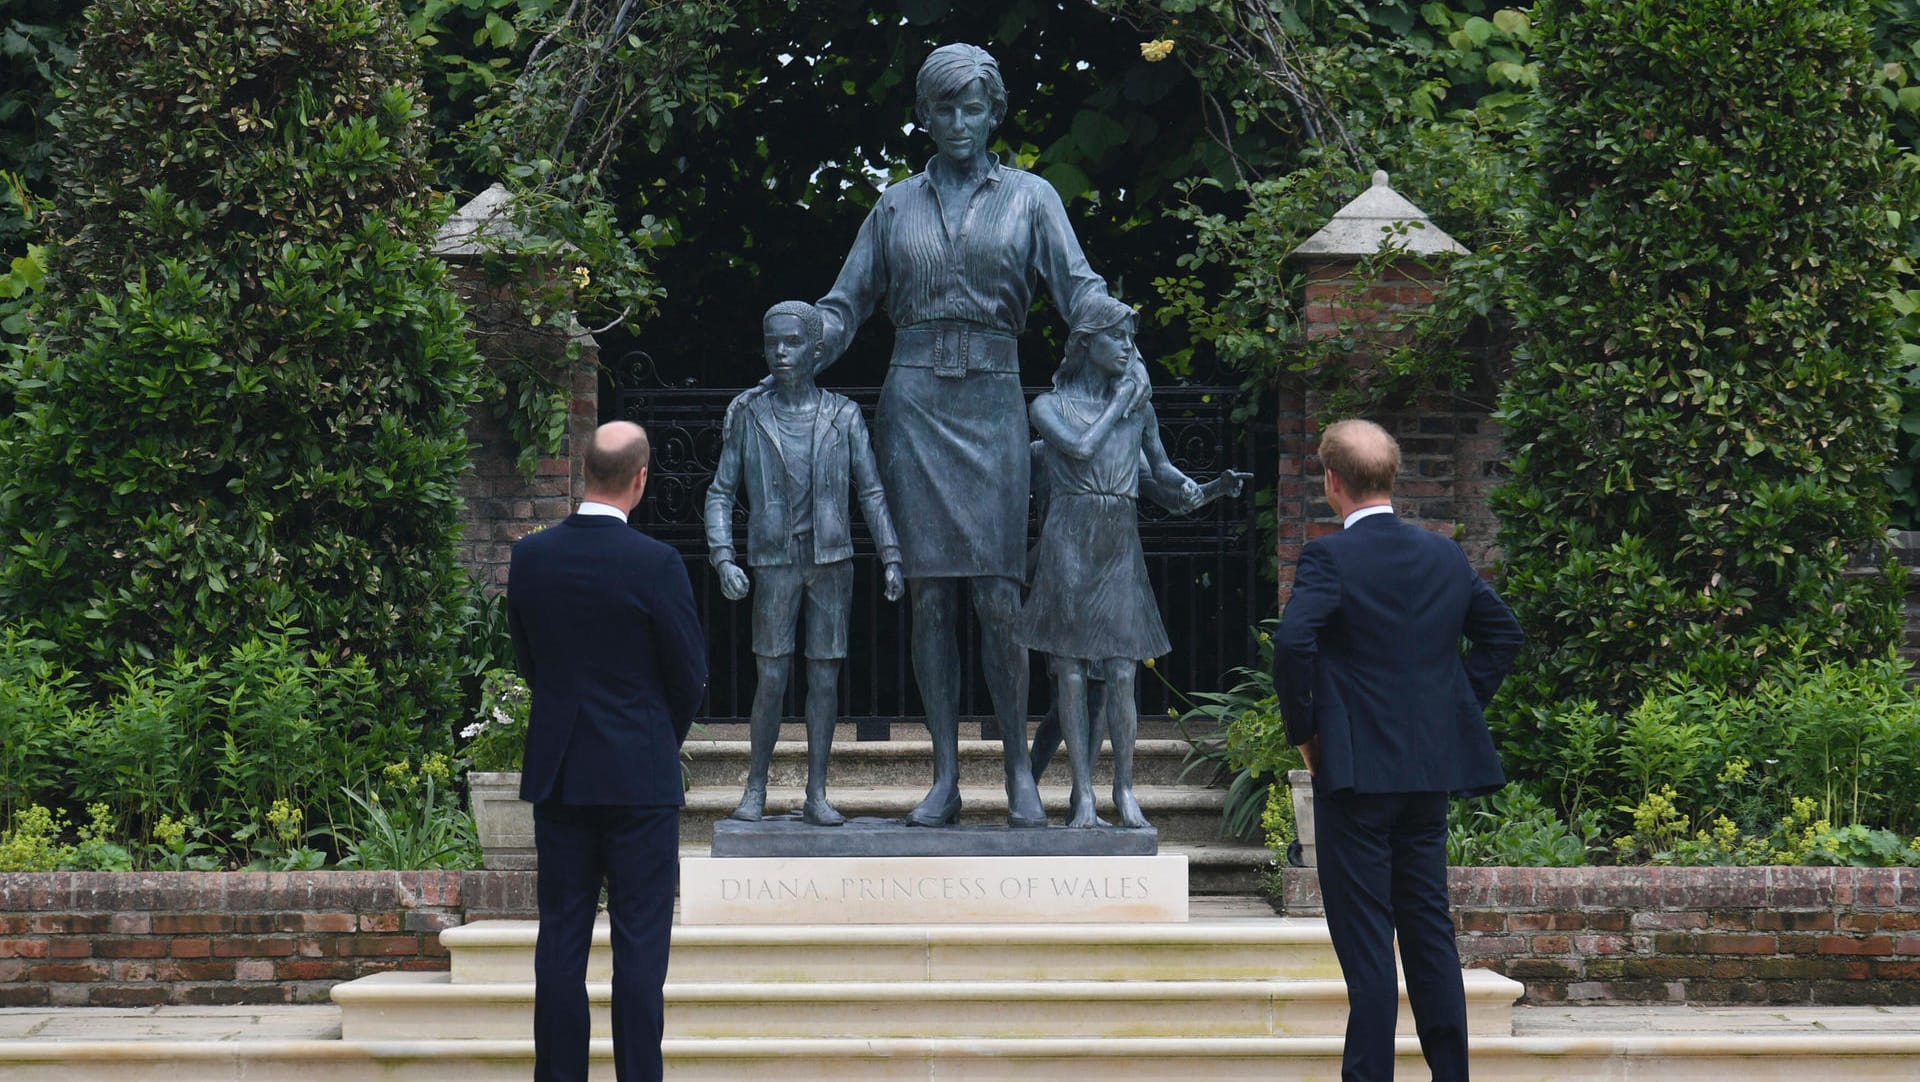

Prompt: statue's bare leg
[1104,657,1149,829]
[906,578,962,826]
[732,653,791,821]
[1055,658,1105,828]
[975,576,1045,827]
[802,657,844,826]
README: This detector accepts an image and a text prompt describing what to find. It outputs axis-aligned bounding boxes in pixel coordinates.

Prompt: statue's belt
[893,323,1018,378]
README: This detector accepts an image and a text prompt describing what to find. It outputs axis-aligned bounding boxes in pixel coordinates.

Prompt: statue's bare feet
[906,783,960,827]
[1006,770,1047,828]
[802,795,845,827]
[1114,788,1150,830]
[1064,788,1105,829]
[730,784,767,822]
[1066,791,1110,828]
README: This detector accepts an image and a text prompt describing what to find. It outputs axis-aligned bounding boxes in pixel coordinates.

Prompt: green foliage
[328,754,478,869]
[0,0,483,737]
[461,669,529,772]
[1513,654,1920,854]
[1493,0,1911,753]
[0,622,429,868]
[1165,624,1299,843]
[1448,783,1602,866]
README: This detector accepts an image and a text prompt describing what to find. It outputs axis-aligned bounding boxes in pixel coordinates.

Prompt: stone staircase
[20,906,1920,1080]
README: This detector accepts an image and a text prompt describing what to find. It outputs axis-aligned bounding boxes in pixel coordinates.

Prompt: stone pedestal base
[680,853,1189,924]
[711,815,1158,857]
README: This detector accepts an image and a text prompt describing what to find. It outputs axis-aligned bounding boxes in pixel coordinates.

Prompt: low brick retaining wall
[4,868,1915,1006]
[1280,866,1920,1004]
[0,871,538,1007]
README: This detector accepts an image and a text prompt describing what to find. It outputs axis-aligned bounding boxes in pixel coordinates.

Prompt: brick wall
[445,264,599,592]
[1276,256,1503,588]
[6,869,1913,1007]
[0,871,537,1007]
[1279,866,1920,1005]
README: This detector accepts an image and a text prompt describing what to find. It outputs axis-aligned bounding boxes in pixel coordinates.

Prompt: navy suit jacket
[1273,512,1521,798]
[508,515,708,806]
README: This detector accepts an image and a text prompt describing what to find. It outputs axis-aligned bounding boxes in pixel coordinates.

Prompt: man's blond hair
[1319,418,1400,499]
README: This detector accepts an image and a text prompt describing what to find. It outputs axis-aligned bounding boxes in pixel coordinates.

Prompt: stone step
[441,916,1337,985]
[678,785,1245,845]
[332,968,1521,1041]
[680,738,1213,789]
[14,1034,1920,1080]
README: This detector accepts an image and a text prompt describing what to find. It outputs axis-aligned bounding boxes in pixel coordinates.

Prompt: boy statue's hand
[883,562,905,602]
[717,560,751,601]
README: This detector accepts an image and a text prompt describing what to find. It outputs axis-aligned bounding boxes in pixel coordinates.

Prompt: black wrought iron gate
[614,351,1276,733]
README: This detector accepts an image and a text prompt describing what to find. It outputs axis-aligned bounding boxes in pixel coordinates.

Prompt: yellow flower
[572,265,592,289]
[1140,39,1174,62]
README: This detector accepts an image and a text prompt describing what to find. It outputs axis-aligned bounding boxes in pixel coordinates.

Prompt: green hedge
[1492,0,1911,781]
[0,0,482,734]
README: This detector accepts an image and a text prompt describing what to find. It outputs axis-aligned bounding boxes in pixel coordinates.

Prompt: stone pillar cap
[1289,170,1468,259]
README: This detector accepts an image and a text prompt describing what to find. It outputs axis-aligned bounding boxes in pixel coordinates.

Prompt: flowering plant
[462,670,530,772]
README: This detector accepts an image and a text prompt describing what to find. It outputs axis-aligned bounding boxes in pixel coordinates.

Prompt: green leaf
[1041,162,1091,203]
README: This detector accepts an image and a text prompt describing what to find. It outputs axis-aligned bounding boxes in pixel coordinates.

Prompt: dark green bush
[1492,0,1911,779]
[0,0,481,736]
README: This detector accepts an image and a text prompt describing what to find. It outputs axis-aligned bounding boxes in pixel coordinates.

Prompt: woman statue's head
[914,43,1007,133]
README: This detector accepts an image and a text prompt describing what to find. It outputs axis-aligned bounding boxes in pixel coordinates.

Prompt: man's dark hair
[1320,418,1400,498]
[584,423,650,491]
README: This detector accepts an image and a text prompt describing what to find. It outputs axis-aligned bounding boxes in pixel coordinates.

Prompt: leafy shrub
[1492,0,1911,778]
[460,669,529,773]
[1167,625,1299,842]
[1448,783,1601,867]
[1519,655,1920,851]
[0,0,482,739]
[329,754,477,870]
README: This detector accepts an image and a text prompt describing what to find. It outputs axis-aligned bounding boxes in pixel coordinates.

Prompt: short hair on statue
[914,43,1007,130]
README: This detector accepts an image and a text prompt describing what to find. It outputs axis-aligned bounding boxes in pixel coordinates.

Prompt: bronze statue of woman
[810,43,1116,827]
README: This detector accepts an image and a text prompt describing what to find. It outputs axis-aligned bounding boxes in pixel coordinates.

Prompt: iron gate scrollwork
[615,350,1275,732]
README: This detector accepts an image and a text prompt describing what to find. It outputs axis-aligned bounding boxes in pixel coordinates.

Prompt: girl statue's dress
[1017,392,1172,664]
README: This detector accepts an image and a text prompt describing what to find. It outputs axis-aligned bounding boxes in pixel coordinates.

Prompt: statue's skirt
[874,362,1028,581]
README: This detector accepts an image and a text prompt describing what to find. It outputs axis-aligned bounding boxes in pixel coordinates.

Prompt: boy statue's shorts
[750,559,855,660]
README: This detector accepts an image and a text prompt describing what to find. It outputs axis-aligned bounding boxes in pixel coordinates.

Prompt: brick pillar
[1276,255,1504,601]
[444,266,598,592]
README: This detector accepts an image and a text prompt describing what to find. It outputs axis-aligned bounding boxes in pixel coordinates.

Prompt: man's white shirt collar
[1343,504,1394,529]
[577,501,628,522]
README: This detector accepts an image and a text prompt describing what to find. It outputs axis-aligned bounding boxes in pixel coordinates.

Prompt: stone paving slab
[1513,1004,1920,1036]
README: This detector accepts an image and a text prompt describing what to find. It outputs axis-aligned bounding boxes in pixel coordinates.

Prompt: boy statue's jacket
[704,391,901,568]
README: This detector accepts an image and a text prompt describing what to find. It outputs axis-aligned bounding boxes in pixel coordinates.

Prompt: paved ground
[4,1002,1918,1043]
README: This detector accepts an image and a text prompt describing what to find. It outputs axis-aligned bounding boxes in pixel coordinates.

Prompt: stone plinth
[680,854,1189,924]
[710,816,1157,857]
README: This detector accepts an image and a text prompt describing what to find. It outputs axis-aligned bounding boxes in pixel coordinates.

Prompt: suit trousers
[532,801,680,1082]
[1313,789,1469,1082]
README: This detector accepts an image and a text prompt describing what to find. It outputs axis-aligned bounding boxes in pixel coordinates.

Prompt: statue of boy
[705,301,906,826]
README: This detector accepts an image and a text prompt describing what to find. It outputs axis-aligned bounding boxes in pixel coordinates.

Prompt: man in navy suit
[1274,418,1522,1082]
[508,420,708,1082]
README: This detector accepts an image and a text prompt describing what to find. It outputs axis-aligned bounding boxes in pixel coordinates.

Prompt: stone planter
[1287,769,1316,867]
[469,771,534,870]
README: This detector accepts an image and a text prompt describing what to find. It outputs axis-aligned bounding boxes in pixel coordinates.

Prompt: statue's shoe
[1006,775,1047,828]
[730,786,767,822]
[905,785,960,827]
[802,797,845,827]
